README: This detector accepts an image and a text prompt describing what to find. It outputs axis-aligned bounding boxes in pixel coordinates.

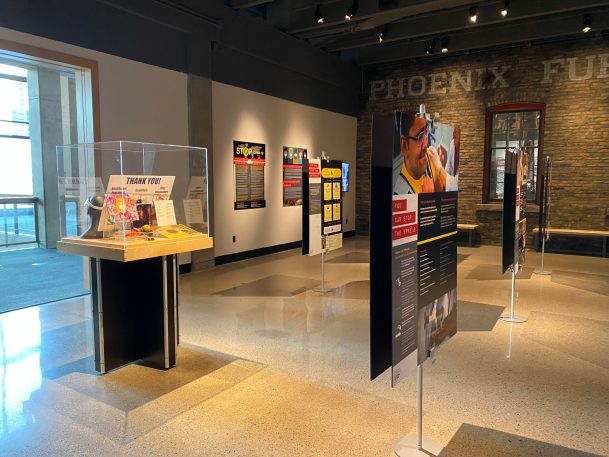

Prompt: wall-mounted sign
[282,146,307,206]
[233,141,266,210]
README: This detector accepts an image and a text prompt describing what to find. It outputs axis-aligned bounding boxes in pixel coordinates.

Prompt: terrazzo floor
[0,237,607,456]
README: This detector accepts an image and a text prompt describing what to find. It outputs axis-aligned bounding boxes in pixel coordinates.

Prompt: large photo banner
[370,111,459,385]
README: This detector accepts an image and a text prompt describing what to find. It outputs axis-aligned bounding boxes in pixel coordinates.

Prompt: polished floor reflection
[0,237,608,456]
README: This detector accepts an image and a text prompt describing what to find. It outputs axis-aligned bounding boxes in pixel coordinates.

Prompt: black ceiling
[227,0,609,66]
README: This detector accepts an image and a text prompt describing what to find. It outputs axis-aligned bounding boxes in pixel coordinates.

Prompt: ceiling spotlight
[469,6,478,23]
[500,0,509,17]
[425,39,437,55]
[378,24,389,43]
[582,14,591,33]
[345,1,358,21]
[441,36,449,53]
[314,4,325,24]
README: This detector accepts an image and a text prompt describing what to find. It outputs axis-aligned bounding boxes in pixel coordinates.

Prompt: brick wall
[356,38,609,245]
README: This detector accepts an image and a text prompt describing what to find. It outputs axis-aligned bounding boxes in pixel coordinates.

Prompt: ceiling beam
[319,0,609,51]
[230,0,275,8]
[287,0,476,35]
[357,11,609,65]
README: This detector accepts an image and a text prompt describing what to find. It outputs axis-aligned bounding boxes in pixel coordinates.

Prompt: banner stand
[533,235,552,275]
[313,248,333,293]
[534,156,552,276]
[394,364,445,457]
[500,266,527,323]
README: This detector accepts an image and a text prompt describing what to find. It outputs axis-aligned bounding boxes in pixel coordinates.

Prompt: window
[0,64,31,196]
[483,103,545,203]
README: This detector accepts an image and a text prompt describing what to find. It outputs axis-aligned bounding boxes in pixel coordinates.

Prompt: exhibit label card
[106,175,175,201]
[183,199,205,225]
[154,199,177,226]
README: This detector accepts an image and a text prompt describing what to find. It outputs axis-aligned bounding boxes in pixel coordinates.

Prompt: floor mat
[0,248,89,313]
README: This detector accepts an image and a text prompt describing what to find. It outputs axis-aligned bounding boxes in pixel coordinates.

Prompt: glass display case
[56,141,211,261]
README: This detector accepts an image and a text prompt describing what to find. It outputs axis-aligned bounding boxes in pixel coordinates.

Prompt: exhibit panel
[370,111,459,385]
[233,140,266,210]
[502,147,528,274]
[55,141,213,373]
[302,157,344,256]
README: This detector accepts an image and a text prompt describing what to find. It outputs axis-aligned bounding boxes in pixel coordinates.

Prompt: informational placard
[106,175,175,200]
[183,199,205,225]
[370,112,459,386]
[184,175,208,229]
[502,148,528,273]
[391,194,419,381]
[102,175,175,230]
[154,199,177,226]
[282,146,306,206]
[321,160,343,252]
[306,158,322,256]
[233,140,266,210]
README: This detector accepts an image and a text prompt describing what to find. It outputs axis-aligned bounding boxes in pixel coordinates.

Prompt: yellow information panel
[324,204,332,222]
[333,203,341,221]
[323,182,332,201]
[332,182,341,200]
[321,167,341,179]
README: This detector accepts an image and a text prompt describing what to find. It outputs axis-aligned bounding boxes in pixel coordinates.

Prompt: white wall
[0,27,191,264]
[212,81,357,257]
[0,27,189,144]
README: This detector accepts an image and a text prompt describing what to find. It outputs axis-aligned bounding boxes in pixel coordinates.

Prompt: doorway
[0,41,97,313]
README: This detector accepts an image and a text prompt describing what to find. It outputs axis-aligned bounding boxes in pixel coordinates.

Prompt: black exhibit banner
[282,146,307,206]
[370,111,459,385]
[233,140,266,210]
[502,148,528,273]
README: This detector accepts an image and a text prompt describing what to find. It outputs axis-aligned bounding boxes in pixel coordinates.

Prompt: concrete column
[28,68,64,248]
[188,73,215,270]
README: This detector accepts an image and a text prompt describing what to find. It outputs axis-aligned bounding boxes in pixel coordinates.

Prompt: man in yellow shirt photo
[393,113,447,195]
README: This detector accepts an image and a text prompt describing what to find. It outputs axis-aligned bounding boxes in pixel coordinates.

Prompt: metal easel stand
[313,249,333,293]
[499,266,527,323]
[533,234,552,275]
[394,364,445,457]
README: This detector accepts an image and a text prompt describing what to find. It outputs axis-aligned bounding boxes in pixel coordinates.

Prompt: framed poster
[282,146,307,206]
[233,140,266,210]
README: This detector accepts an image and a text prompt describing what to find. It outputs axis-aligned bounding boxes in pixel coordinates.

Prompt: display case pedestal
[58,234,212,374]
[90,255,178,373]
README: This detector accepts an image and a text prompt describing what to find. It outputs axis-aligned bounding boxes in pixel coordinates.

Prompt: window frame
[483,102,545,204]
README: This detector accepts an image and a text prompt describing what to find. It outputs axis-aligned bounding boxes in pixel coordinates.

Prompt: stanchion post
[500,265,527,323]
[313,239,333,293]
[393,363,445,456]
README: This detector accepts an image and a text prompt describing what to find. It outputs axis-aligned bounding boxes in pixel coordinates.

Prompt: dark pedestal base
[90,255,178,374]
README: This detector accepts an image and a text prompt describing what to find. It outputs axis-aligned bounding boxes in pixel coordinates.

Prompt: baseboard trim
[215,240,303,265]
[179,263,192,274]
[214,230,357,266]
